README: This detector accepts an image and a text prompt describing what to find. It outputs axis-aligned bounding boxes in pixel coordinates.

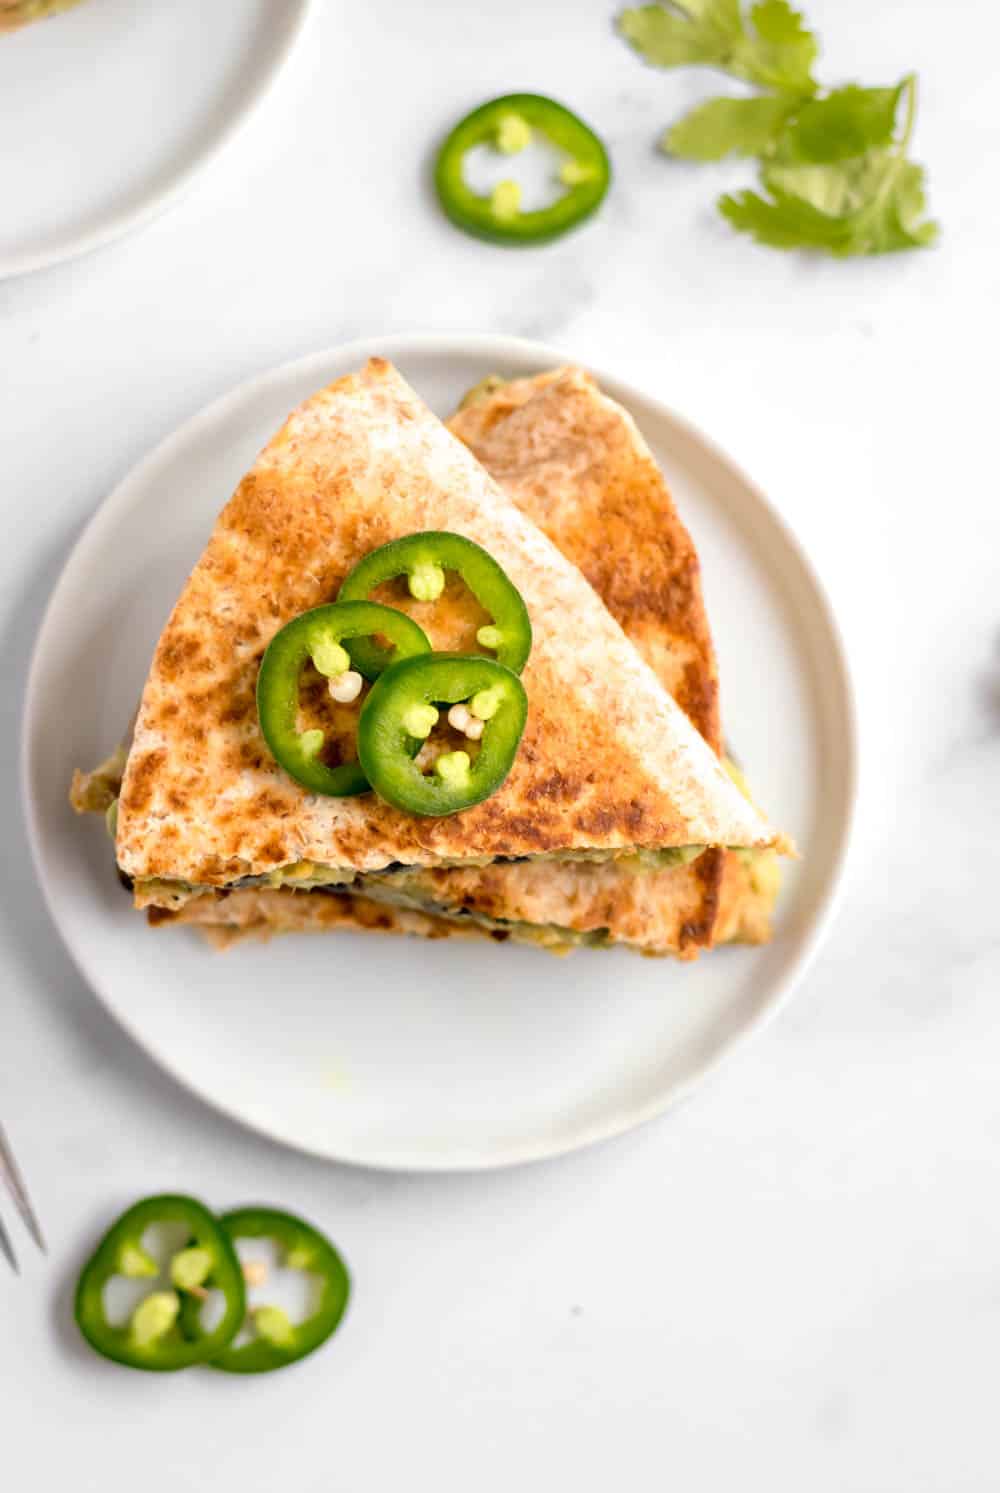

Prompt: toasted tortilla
[450,369,721,747]
[153,850,778,954]
[116,359,778,907]
[0,0,85,33]
[715,850,780,946]
[154,367,781,954]
[146,886,480,952]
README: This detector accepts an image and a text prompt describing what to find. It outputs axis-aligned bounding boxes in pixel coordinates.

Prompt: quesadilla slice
[121,365,783,954]
[74,358,783,928]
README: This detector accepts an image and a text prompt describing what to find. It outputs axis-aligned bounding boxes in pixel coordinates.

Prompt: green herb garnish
[619,0,818,94]
[617,1,938,256]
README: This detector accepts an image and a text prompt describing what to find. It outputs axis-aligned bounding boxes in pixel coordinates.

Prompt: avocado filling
[125,842,716,911]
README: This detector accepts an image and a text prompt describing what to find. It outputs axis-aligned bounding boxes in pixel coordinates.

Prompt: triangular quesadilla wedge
[78,359,782,921]
[128,366,783,953]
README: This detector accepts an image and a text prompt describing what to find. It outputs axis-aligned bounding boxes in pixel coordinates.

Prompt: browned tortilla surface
[147,886,480,952]
[159,367,780,954]
[0,0,85,32]
[449,369,721,748]
[116,360,776,899]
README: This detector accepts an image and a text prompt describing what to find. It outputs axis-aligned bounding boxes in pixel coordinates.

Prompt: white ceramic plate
[23,334,857,1170]
[0,0,311,279]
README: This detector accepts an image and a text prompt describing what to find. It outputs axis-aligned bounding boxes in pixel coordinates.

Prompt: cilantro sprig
[618,0,818,94]
[617,1,938,256]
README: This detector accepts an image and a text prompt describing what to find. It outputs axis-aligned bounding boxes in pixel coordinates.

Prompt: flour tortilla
[155,366,782,953]
[116,359,779,910]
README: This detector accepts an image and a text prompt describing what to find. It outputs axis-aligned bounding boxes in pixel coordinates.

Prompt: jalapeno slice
[180,1207,350,1375]
[338,531,532,676]
[357,653,528,817]
[434,93,611,246]
[257,600,431,797]
[74,1194,245,1372]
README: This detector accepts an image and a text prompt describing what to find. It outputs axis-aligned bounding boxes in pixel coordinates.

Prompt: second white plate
[0,0,312,278]
[23,334,856,1170]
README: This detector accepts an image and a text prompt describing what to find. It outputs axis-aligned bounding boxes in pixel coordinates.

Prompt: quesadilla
[75,361,784,955]
[72,358,782,937]
[165,368,781,954]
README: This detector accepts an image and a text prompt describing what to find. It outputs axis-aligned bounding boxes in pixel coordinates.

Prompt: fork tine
[0,1210,19,1274]
[0,1123,46,1255]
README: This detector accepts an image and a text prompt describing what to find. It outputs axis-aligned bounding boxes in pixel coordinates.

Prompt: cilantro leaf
[764,154,881,214]
[664,93,796,159]
[719,183,845,249]
[745,1,818,94]
[618,1,818,94]
[618,2,744,70]
[780,81,904,162]
[886,163,939,252]
[665,80,904,165]
[720,151,938,255]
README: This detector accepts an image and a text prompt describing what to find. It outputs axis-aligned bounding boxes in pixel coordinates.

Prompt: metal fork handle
[0,1210,18,1273]
[0,1121,45,1259]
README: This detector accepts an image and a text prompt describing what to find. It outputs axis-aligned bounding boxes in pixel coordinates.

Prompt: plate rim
[21,331,859,1171]
[0,0,315,281]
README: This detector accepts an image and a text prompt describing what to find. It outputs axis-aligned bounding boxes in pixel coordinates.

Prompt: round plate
[22,334,857,1170]
[0,0,312,279]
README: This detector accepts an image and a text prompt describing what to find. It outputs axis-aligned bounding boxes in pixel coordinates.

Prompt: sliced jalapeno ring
[434,93,611,246]
[257,600,431,797]
[74,1194,245,1372]
[358,653,528,817]
[179,1207,350,1375]
[338,531,532,676]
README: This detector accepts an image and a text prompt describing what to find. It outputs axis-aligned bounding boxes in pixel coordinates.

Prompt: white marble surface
[2,0,999,1486]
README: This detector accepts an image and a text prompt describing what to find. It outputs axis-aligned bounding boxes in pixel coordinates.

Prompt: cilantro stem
[897,73,917,155]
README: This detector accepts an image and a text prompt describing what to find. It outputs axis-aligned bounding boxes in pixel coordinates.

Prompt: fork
[0,1122,46,1273]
